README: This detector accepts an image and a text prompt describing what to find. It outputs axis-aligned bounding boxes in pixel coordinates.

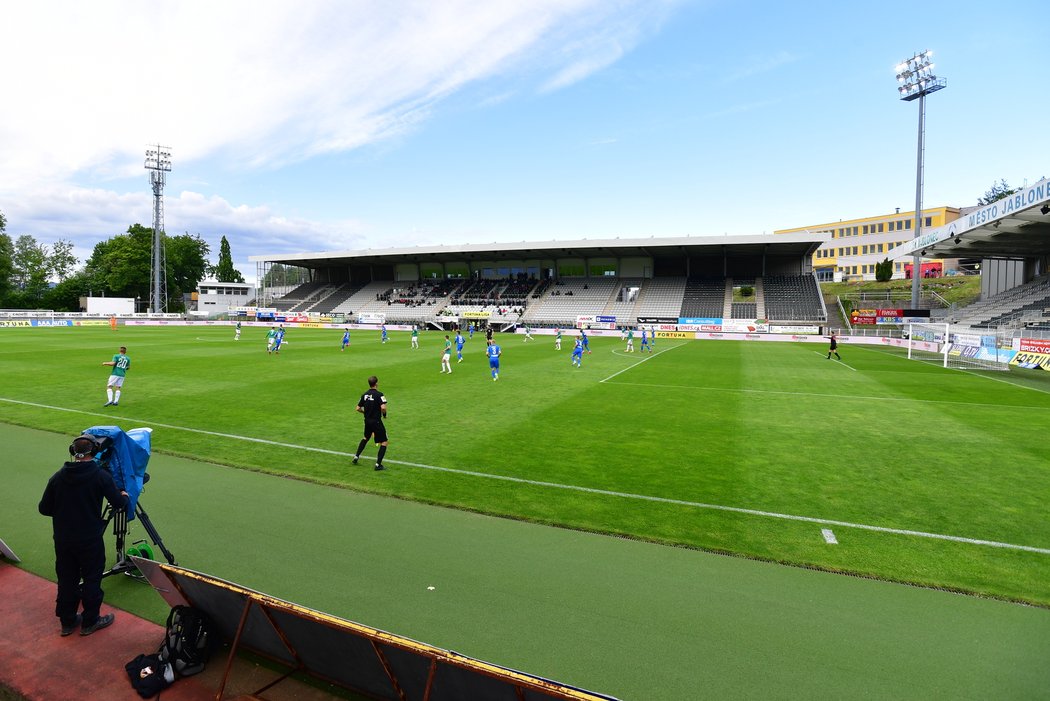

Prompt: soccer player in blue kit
[381,325,388,344]
[455,330,465,363]
[640,327,650,353]
[571,335,584,367]
[341,328,350,351]
[486,339,502,381]
[580,328,591,354]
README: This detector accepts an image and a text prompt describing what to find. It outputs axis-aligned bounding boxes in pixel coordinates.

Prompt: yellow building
[775,206,961,282]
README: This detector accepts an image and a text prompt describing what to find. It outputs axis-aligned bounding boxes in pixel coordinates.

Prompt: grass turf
[7,423,1050,700]
[2,324,1049,606]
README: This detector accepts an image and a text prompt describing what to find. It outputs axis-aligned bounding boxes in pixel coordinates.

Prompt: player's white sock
[114,390,121,403]
[107,389,114,403]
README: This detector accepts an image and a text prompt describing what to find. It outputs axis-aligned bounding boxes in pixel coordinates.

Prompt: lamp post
[895,51,946,309]
[144,145,172,313]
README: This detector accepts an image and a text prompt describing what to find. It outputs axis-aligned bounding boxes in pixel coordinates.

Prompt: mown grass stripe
[4,394,1048,556]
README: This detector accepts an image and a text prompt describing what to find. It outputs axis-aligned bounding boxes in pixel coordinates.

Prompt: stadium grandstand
[249,233,828,329]
[890,177,1050,332]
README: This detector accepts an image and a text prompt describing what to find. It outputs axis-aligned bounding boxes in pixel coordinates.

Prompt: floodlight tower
[144,145,172,313]
[895,51,946,309]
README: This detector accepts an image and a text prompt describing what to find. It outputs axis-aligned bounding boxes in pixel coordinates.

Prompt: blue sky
[2,0,1046,283]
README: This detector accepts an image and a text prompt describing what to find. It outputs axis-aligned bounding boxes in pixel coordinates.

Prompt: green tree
[977,179,1016,206]
[84,224,153,299]
[0,233,13,303]
[43,271,92,312]
[875,258,893,282]
[165,233,211,310]
[213,235,244,282]
[83,225,210,310]
[261,263,308,287]
[11,234,50,300]
[48,239,78,281]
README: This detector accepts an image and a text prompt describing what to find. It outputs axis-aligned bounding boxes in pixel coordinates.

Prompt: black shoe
[103,401,112,407]
[80,613,114,636]
[351,456,359,465]
[60,614,82,637]
[374,464,385,471]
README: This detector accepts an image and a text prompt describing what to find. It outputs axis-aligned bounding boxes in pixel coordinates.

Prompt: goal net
[907,323,1011,371]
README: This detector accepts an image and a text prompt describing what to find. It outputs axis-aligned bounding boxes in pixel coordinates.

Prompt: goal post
[907,322,949,367]
[907,323,1011,371]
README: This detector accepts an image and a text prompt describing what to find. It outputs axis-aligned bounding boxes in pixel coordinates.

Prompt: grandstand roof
[249,233,826,268]
[890,177,1050,260]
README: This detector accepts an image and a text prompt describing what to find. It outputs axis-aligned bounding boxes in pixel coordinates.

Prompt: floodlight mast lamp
[895,50,946,308]
[144,145,172,314]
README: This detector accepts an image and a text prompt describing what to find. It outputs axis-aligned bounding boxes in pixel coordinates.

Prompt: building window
[925,216,932,226]
[878,223,885,232]
[852,246,858,255]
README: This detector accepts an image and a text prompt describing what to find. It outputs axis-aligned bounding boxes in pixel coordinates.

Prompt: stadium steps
[723,278,734,318]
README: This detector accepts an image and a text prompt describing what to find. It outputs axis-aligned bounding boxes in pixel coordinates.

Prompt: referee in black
[352,375,388,471]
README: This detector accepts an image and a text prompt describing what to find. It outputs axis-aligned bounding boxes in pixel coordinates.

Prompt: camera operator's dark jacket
[39,459,127,544]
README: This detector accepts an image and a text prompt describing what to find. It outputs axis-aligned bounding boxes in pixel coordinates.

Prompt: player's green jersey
[444,339,452,353]
[412,328,419,337]
[627,330,634,340]
[110,353,130,377]
[266,329,277,340]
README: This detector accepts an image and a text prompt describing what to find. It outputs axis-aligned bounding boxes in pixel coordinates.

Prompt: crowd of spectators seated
[377,280,464,307]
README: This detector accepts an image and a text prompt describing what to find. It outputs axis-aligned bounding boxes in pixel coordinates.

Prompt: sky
[2,0,1047,284]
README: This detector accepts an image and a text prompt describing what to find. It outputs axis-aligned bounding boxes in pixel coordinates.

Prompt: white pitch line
[855,343,1050,396]
[811,350,856,371]
[599,381,1050,412]
[599,344,684,383]
[3,395,1049,556]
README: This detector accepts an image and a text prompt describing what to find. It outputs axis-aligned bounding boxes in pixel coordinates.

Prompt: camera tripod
[102,499,177,578]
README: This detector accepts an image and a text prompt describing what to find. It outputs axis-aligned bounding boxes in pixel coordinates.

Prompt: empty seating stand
[762,275,825,321]
[680,278,726,318]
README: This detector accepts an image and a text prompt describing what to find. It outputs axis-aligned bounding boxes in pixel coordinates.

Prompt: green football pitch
[2,324,1050,607]
[4,324,1050,699]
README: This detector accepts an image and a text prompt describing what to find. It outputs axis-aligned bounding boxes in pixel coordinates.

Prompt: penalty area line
[2,395,1048,556]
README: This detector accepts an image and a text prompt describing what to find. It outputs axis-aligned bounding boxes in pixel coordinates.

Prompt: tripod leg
[102,508,132,578]
[135,503,177,566]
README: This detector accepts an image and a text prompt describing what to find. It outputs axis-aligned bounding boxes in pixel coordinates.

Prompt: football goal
[907,323,1011,371]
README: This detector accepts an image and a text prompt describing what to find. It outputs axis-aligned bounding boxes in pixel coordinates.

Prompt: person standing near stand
[39,435,128,636]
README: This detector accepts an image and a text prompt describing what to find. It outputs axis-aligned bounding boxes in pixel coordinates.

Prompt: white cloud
[1,0,680,283]
[0,1,675,189]
[6,186,366,283]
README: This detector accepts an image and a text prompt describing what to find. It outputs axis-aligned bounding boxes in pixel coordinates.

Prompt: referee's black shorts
[364,420,388,444]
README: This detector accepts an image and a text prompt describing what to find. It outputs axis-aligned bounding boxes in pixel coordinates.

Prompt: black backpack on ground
[156,605,215,677]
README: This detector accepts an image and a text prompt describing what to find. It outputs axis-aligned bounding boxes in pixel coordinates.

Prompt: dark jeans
[54,537,106,627]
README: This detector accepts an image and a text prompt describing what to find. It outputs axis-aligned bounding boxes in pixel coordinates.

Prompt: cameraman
[39,435,128,636]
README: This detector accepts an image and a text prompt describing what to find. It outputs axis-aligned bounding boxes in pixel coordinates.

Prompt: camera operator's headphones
[69,434,102,459]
